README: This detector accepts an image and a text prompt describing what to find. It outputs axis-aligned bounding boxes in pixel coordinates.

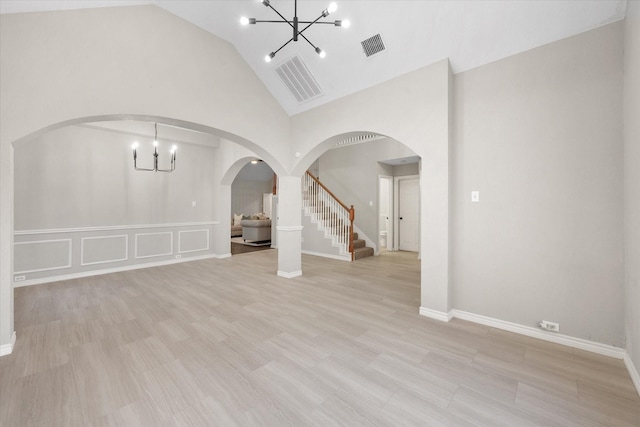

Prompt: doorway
[378,175,393,251]
[395,175,420,252]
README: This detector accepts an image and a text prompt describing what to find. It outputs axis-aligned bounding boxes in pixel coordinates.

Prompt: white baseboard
[419,307,625,360]
[0,331,16,357]
[277,270,302,279]
[14,254,221,288]
[214,253,232,259]
[419,307,452,322]
[301,250,350,262]
[624,352,640,397]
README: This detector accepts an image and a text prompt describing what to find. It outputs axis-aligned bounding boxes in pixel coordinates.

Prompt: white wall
[452,22,625,346]
[624,1,640,381]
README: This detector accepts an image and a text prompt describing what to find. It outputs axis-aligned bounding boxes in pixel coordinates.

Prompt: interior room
[0,0,639,425]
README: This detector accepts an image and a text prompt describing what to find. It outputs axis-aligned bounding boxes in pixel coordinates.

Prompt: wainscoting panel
[135,232,173,259]
[81,235,128,266]
[178,229,209,254]
[14,239,72,274]
[13,222,218,286]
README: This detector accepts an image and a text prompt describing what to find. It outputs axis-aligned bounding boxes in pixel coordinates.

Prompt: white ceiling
[1,1,627,116]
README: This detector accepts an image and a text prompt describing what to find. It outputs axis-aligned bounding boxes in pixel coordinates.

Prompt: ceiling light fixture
[240,0,350,63]
[131,123,176,173]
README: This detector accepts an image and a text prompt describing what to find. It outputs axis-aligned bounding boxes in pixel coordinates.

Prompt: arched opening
[294,131,421,259]
[10,115,285,286]
[229,159,277,256]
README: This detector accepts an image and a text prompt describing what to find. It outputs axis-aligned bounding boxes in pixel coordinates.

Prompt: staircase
[302,171,374,261]
[352,232,374,260]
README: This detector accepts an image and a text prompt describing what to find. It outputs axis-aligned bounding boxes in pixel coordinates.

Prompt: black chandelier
[240,0,350,63]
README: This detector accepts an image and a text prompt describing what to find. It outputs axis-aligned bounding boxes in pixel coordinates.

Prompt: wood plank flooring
[1,250,639,426]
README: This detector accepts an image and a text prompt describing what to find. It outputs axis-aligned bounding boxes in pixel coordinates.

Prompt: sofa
[231,214,243,237]
[241,219,271,242]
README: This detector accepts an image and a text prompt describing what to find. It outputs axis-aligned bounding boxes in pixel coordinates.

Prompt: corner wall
[452,22,625,347]
[624,0,640,390]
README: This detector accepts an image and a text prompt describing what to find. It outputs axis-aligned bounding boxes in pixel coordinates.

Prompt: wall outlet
[175,254,181,259]
[538,320,560,332]
[14,275,26,282]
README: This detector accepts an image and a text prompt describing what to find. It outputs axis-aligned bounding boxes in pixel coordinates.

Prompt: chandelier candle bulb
[131,123,176,173]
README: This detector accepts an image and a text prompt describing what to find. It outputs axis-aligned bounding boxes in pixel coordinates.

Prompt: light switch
[369,201,373,206]
[471,191,480,203]
[192,201,197,207]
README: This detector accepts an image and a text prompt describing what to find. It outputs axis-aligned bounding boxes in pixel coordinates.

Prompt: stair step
[352,232,359,240]
[354,246,374,260]
[353,239,366,249]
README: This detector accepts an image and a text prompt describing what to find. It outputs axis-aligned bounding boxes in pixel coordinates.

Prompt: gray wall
[316,138,418,249]
[624,2,640,378]
[452,22,625,346]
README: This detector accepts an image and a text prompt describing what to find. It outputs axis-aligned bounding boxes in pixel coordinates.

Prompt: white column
[0,142,15,356]
[212,184,232,258]
[276,175,302,278]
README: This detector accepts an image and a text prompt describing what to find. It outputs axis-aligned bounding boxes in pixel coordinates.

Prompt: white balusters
[302,171,352,256]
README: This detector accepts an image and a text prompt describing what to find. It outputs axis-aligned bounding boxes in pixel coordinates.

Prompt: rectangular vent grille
[274,56,323,103]
[361,34,385,57]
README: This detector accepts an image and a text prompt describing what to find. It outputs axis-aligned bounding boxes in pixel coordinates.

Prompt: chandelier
[240,0,350,63]
[131,123,176,173]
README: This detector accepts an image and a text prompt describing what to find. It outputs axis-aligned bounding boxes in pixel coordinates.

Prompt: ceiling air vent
[274,56,324,103]
[361,34,385,58]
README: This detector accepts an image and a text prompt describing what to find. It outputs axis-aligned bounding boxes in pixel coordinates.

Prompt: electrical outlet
[538,320,560,332]
[175,254,181,259]
[14,275,26,282]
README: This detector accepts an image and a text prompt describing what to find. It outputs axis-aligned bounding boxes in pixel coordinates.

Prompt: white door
[398,178,419,252]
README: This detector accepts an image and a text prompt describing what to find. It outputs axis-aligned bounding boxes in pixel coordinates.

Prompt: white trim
[14,221,219,236]
[624,352,640,397]
[135,232,173,259]
[80,235,128,266]
[302,250,351,262]
[277,270,302,279]
[419,307,452,322]
[277,226,304,232]
[14,239,72,274]
[178,229,210,254]
[13,254,220,288]
[0,331,16,357]
[450,309,625,359]
[214,253,232,259]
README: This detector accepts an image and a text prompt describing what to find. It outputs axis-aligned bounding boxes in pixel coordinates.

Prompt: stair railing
[303,171,355,260]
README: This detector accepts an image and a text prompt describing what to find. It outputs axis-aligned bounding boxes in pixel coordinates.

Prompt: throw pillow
[233,213,243,226]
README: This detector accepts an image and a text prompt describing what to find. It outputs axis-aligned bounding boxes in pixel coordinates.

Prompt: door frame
[378,175,394,251]
[393,174,420,253]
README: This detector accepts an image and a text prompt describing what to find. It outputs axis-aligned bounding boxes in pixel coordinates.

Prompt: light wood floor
[1,251,639,426]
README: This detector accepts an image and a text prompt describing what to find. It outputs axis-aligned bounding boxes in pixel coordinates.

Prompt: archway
[293,132,421,260]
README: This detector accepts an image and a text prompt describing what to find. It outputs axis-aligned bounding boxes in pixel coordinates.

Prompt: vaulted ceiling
[0,0,627,116]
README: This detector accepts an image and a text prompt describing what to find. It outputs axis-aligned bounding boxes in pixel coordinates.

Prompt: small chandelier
[240,0,350,63]
[131,123,176,173]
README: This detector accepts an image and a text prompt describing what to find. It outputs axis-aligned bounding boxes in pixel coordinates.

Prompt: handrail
[305,171,350,212]
[304,171,355,261]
